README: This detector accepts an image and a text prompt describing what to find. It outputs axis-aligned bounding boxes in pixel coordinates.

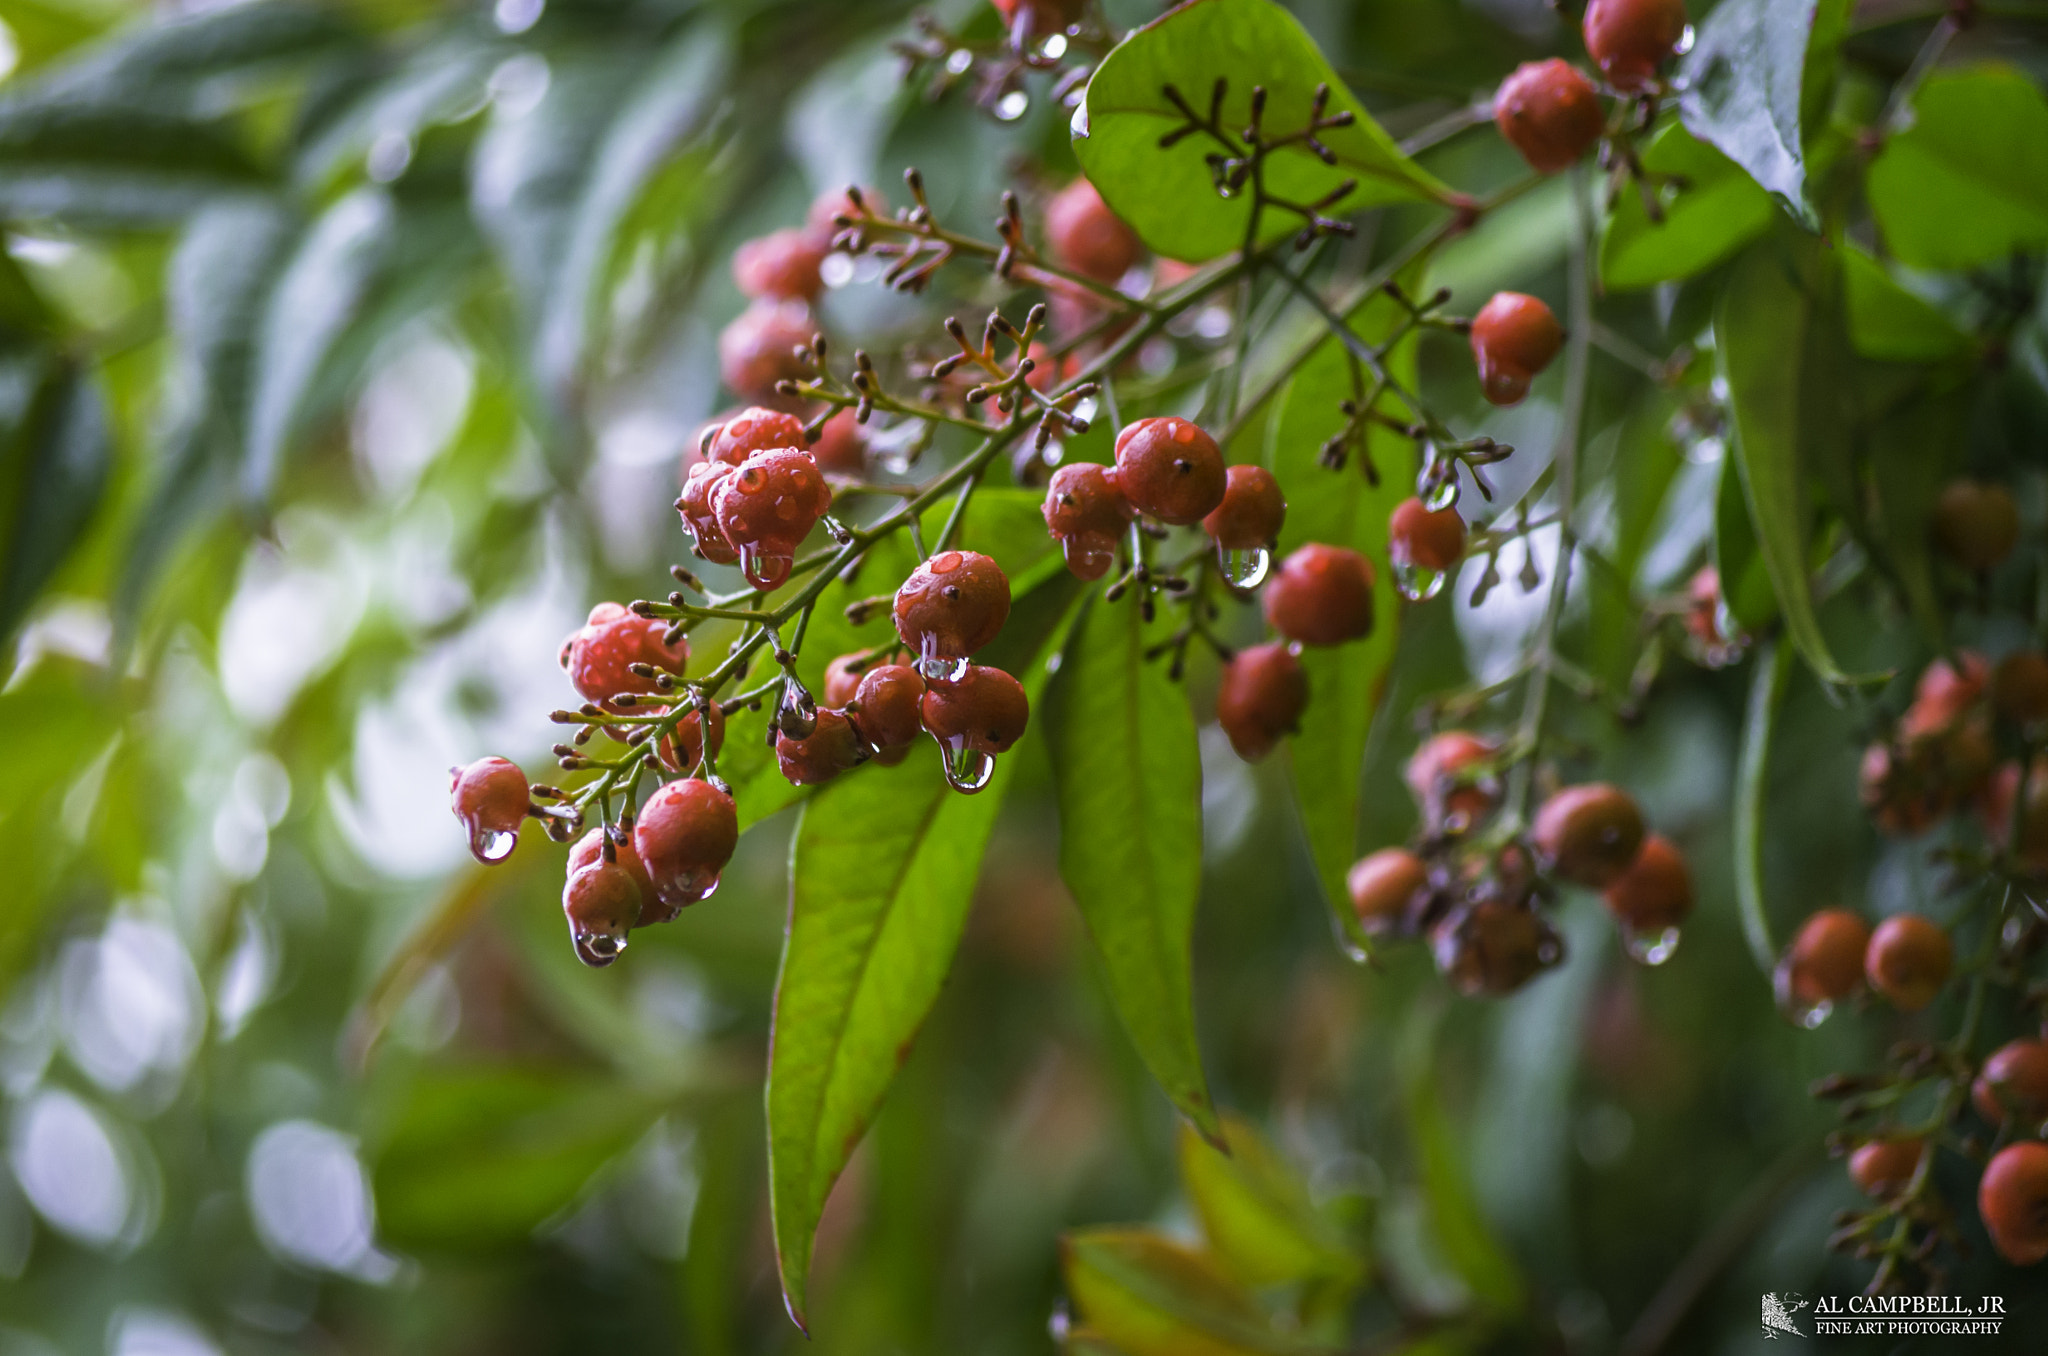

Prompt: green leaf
[1712,442,1776,635]
[1061,1229,1317,1356]
[1868,66,2048,271]
[768,580,1081,1329]
[0,356,110,642]
[1178,1115,1365,1291]
[0,100,268,224]
[1267,272,1419,946]
[1044,590,1217,1141]
[26,3,358,112]
[1598,123,1776,291]
[1841,247,1972,364]
[1073,0,1448,263]
[1733,640,1791,975]
[1858,381,1963,641]
[367,1064,664,1251]
[1677,0,1853,223]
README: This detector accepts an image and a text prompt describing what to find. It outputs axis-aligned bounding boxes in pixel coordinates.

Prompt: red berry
[1405,730,1499,834]
[656,702,726,777]
[1471,292,1564,407]
[893,550,1012,670]
[562,860,641,967]
[1995,651,2048,726]
[719,299,813,401]
[1215,641,1308,762]
[809,408,865,473]
[1113,417,1227,525]
[1601,833,1692,934]
[1864,913,1952,1012]
[1347,847,1428,936]
[823,652,868,707]
[1493,59,1604,173]
[1900,651,1987,740]
[563,603,688,711]
[1974,1039,2048,1126]
[1200,465,1287,551]
[848,663,927,752]
[1778,909,1871,1011]
[777,707,870,785]
[706,407,808,467]
[1849,1139,1923,1199]
[711,448,833,590]
[1389,498,1466,574]
[1531,783,1646,888]
[1263,543,1375,647]
[678,462,740,565]
[1045,176,1140,284]
[450,757,529,864]
[633,778,738,912]
[1980,1140,2048,1266]
[569,826,662,928]
[920,664,1030,755]
[1582,0,1687,94]
[1932,480,2020,572]
[733,228,828,301]
[1431,900,1561,997]
[1042,462,1132,581]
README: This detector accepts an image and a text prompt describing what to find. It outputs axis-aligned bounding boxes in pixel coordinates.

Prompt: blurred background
[0,0,2043,1352]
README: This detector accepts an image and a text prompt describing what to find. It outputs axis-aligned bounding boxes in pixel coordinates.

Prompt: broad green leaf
[1267,272,1419,946]
[1598,123,1775,290]
[1677,0,1853,223]
[0,355,107,642]
[1061,1229,1315,1356]
[0,101,267,224]
[768,579,1081,1329]
[1868,66,2048,271]
[367,1064,664,1251]
[0,658,110,982]
[1178,1116,1364,1291]
[1841,248,1972,364]
[1044,590,1217,1141]
[1712,442,1776,635]
[1073,0,1448,263]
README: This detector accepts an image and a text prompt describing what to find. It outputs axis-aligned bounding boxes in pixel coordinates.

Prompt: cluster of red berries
[1345,732,1685,994]
[1777,908,1953,1025]
[1491,0,1688,176]
[677,407,837,590]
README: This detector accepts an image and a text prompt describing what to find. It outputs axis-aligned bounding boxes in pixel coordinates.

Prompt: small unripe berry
[719,299,814,401]
[1979,1140,2048,1266]
[677,461,740,565]
[1974,1039,2048,1126]
[563,861,641,967]
[1931,480,2020,572]
[570,826,661,928]
[1582,0,1687,94]
[563,603,689,710]
[450,756,529,864]
[1045,176,1140,284]
[1995,651,2048,726]
[657,702,726,777]
[1601,833,1692,934]
[1200,465,1287,551]
[634,778,738,912]
[1405,730,1499,834]
[1263,543,1375,646]
[1471,292,1564,407]
[894,551,1012,669]
[1389,498,1467,574]
[1431,900,1562,997]
[1532,783,1646,888]
[1864,913,1952,1012]
[707,407,808,467]
[1778,909,1871,1011]
[1347,847,1428,936]
[712,448,833,590]
[1042,462,1132,581]
[1114,417,1227,525]
[1848,1139,1924,1199]
[849,664,927,751]
[1492,59,1604,173]
[733,228,828,301]
[920,664,1030,755]
[1215,641,1308,762]
[777,707,869,785]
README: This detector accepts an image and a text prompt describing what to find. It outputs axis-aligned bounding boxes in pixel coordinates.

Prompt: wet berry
[1113,417,1227,526]
[563,860,641,967]
[1471,292,1564,407]
[1347,847,1428,936]
[657,702,727,776]
[823,653,868,707]
[1215,641,1308,762]
[1389,497,1466,573]
[733,228,828,301]
[1995,651,2048,726]
[678,462,740,564]
[1042,462,1132,581]
[1864,913,1951,1012]
[1263,543,1375,647]
[1045,176,1140,284]
[706,407,808,467]
[1432,900,1562,997]
[1979,1140,2048,1266]
[569,826,662,927]
[1493,59,1604,173]
[1532,783,1646,888]
[711,448,833,590]
[1849,1139,1924,1199]
[777,707,870,785]
[633,778,738,912]
[1931,479,2019,572]
[1974,1039,2048,1126]
[1582,0,1687,94]
[563,603,688,710]
[719,299,814,401]
[809,408,865,473]
[894,550,1012,672]
[921,664,1030,755]
[1405,730,1499,834]
[1601,833,1691,958]
[848,663,927,751]
[1777,909,1871,1013]
[1682,565,1738,660]
[1200,465,1286,551]
[450,757,529,864]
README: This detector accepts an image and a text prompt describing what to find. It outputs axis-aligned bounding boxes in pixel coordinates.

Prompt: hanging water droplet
[655,867,721,913]
[737,544,793,592]
[945,48,973,74]
[1062,536,1113,581]
[1623,924,1681,967]
[1772,959,1834,1028]
[1327,909,1370,965]
[1675,23,1696,56]
[917,635,970,682]
[1391,559,1446,602]
[776,680,818,739]
[1038,33,1068,60]
[572,924,628,968]
[994,90,1029,121]
[470,827,518,863]
[1217,545,1271,589]
[939,736,997,793]
[1418,459,1460,511]
[1535,933,1565,967]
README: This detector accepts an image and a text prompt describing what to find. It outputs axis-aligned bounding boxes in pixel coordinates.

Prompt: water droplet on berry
[1772,958,1834,1028]
[1038,33,1067,60]
[737,544,794,592]
[916,635,970,682]
[1392,559,1447,602]
[776,680,818,739]
[1675,23,1696,56]
[945,48,972,74]
[1217,545,1271,589]
[655,867,721,912]
[470,827,518,863]
[571,922,629,968]
[994,90,1029,121]
[938,736,997,794]
[1622,924,1681,967]
[1062,536,1114,581]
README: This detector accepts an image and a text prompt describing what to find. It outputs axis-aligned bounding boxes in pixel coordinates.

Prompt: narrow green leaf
[1045,590,1217,1141]
[1712,441,1776,635]
[0,356,110,641]
[1074,0,1448,263]
[0,101,268,223]
[1734,640,1792,976]
[1178,1116,1365,1291]
[1868,66,2048,271]
[1841,248,1972,364]
[1061,1229,1316,1356]
[1598,123,1775,291]
[25,2,358,114]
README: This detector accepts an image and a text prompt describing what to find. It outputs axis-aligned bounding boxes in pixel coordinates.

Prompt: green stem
[1734,640,1793,974]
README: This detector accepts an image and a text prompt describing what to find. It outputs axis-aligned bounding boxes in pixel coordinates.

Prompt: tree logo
[1761,1293,1810,1339]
